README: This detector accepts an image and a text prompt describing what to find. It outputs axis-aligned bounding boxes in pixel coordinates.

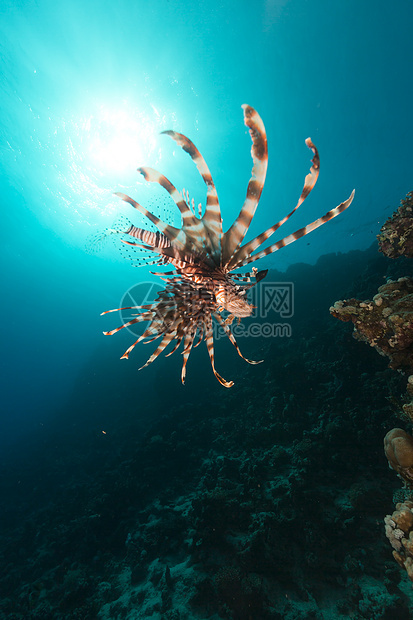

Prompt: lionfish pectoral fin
[180,329,197,384]
[205,316,234,387]
[165,336,183,357]
[214,312,263,365]
[213,371,234,389]
[120,335,147,359]
[100,304,142,316]
[139,330,178,370]
[102,316,148,336]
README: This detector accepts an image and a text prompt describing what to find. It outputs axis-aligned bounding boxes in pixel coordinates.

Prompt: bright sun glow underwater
[84,104,160,175]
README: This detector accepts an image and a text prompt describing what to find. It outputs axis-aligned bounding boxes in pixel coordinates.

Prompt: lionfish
[100,105,354,387]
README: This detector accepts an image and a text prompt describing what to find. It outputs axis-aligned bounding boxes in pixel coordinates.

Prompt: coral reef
[384,428,413,485]
[330,276,413,375]
[385,500,413,583]
[378,191,413,258]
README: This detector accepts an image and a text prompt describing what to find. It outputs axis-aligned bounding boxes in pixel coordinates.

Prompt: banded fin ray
[228,138,320,271]
[235,190,355,268]
[181,327,197,383]
[138,168,219,268]
[222,104,268,266]
[139,327,179,370]
[162,130,222,250]
[204,314,233,388]
[214,312,262,365]
[138,167,197,226]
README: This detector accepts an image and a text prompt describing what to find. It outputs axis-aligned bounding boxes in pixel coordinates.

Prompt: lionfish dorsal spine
[227,138,320,271]
[221,104,268,267]
[235,190,355,268]
[138,166,197,226]
[162,130,222,261]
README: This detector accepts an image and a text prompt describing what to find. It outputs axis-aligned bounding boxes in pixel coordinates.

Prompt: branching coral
[330,277,413,374]
[378,191,413,258]
[384,500,413,583]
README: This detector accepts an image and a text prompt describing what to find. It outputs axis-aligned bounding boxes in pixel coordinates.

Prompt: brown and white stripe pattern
[221,104,268,265]
[204,313,233,388]
[125,224,171,249]
[162,130,222,258]
[235,190,355,267]
[227,138,320,270]
[101,105,354,387]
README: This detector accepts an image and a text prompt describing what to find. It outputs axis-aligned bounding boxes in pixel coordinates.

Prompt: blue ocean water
[1,2,413,617]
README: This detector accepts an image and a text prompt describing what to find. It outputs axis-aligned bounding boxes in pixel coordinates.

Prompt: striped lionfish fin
[121,335,146,359]
[120,322,167,359]
[214,313,262,365]
[138,167,197,227]
[100,304,141,315]
[235,190,355,268]
[114,192,185,250]
[227,138,320,271]
[222,104,268,266]
[162,131,222,229]
[162,130,222,244]
[181,327,197,384]
[204,315,234,388]
[139,327,179,370]
[102,313,153,336]
[138,163,218,262]
[193,325,204,348]
[126,225,171,248]
[165,334,184,357]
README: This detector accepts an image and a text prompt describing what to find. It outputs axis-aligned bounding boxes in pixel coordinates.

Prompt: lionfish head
[215,284,254,318]
[222,292,253,318]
